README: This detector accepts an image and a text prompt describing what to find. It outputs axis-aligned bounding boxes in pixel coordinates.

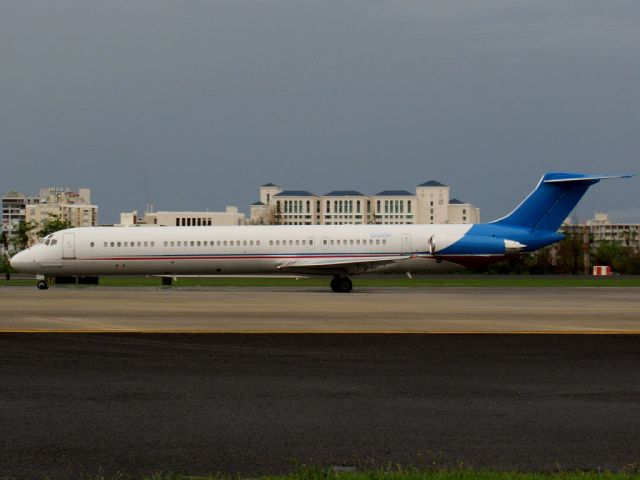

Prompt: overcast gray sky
[1,0,638,223]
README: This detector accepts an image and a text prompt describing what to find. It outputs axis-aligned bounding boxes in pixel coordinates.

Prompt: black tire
[36,280,48,290]
[337,277,353,293]
[330,277,340,292]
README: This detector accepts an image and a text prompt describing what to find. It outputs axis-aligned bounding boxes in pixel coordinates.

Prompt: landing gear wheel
[36,280,49,290]
[330,276,353,293]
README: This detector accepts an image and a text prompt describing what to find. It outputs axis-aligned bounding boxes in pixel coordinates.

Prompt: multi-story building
[143,207,246,227]
[322,191,372,225]
[371,191,415,225]
[250,180,480,225]
[25,188,98,244]
[272,191,320,225]
[447,199,477,225]
[563,213,640,250]
[2,191,41,233]
[415,180,449,224]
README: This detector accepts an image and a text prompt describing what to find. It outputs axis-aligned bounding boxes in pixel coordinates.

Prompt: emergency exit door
[402,234,412,255]
[62,233,75,259]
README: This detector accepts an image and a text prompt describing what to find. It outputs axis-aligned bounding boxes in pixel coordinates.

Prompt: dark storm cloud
[1,0,638,223]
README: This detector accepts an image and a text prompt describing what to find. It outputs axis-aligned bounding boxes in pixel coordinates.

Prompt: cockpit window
[44,239,50,245]
[50,239,57,245]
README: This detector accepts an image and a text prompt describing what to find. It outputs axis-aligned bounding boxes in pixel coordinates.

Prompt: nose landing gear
[330,276,352,293]
[36,280,49,290]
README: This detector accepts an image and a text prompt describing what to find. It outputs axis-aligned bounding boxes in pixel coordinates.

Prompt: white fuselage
[12,224,475,277]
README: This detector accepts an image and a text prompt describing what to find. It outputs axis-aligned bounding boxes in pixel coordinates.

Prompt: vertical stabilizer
[490,172,633,231]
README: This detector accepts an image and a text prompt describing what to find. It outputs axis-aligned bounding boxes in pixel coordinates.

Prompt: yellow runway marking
[1,329,639,335]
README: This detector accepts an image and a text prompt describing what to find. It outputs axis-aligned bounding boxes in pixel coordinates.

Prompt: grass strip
[2,276,640,288]
[97,470,640,480]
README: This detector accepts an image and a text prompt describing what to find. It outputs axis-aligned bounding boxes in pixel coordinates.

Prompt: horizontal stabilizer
[543,173,634,183]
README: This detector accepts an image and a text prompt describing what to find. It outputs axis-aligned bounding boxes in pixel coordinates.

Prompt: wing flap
[277,255,411,274]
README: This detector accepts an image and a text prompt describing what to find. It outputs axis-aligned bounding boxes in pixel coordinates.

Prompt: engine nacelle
[504,239,526,256]
[434,235,527,256]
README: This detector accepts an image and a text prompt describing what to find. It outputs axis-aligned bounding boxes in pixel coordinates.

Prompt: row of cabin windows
[324,238,387,246]
[90,238,387,248]
[99,241,155,248]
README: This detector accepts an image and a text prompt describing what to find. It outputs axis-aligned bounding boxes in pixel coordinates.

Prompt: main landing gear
[330,276,352,293]
[36,280,49,290]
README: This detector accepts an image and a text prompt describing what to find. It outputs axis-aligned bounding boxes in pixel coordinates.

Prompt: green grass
[260,472,638,480]
[91,469,640,480]
[2,275,640,288]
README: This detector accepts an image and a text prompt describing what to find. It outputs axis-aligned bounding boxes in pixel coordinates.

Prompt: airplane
[10,172,634,292]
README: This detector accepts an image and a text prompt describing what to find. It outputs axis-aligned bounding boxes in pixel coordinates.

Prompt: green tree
[36,215,72,238]
[554,233,584,274]
[529,247,555,274]
[0,253,12,276]
[9,221,35,252]
[592,241,633,274]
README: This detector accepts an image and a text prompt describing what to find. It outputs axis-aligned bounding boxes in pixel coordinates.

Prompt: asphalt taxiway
[0,286,639,332]
[0,333,638,479]
[1,287,638,478]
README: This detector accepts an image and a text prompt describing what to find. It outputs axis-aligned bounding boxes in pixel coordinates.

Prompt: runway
[0,286,639,333]
[0,333,638,479]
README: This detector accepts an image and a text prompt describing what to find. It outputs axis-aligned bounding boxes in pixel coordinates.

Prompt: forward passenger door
[62,233,75,259]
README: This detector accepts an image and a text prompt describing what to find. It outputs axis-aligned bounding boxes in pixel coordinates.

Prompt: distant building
[447,198,476,225]
[2,190,40,234]
[25,187,98,244]
[250,181,480,225]
[120,207,246,227]
[563,213,640,250]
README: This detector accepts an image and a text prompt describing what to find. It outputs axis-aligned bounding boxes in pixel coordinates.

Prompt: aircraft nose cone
[9,251,28,272]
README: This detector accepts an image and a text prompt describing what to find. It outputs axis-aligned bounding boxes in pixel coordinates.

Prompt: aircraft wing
[277,255,411,275]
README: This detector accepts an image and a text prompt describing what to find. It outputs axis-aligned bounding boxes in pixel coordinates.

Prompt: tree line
[472,233,640,275]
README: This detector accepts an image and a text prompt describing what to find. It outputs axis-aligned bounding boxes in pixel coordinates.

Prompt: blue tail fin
[490,172,634,231]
